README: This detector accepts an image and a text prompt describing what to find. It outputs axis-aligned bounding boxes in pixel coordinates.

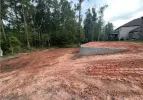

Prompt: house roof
[115,16,143,29]
[129,27,140,33]
[113,16,143,34]
[129,26,143,33]
[122,18,141,27]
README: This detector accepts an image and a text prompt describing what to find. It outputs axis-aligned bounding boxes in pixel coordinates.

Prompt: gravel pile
[79,46,126,55]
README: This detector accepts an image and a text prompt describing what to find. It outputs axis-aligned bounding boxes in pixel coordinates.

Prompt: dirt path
[0,42,143,100]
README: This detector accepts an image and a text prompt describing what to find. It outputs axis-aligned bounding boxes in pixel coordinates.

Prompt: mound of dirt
[0,42,143,100]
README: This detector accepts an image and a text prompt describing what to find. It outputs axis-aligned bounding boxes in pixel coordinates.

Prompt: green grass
[124,40,143,43]
[3,46,48,57]
[2,43,79,57]
[57,43,79,48]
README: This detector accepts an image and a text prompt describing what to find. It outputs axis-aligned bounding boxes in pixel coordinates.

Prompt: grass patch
[57,44,79,48]
[3,46,48,57]
[3,44,78,57]
[124,40,143,43]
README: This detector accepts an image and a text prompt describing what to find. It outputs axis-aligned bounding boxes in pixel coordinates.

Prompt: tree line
[0,0,113,55]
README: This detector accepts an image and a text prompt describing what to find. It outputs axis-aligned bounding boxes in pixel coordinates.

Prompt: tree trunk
[98,20,102,41]
[98,27,100,41]
[92,22,94,41]
[9,40,14,55]
[1,20,6,41]
[0,2,6,41]
[22,4,30,48]
[141,17,143,40]
[14,0,20,31]
[78,2,81,45]
[48,37,50,47]
[11,46,14,55]
[38,32,41,47]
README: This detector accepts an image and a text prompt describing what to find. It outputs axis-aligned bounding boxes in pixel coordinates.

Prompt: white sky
[4,0,143,29]
[104,0,143,28]
[70,0,143,29]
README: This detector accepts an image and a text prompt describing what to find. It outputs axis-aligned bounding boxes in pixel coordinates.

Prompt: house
[110,16,143,40]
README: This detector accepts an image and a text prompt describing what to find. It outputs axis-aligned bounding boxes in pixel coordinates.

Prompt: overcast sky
[70,0,143,28]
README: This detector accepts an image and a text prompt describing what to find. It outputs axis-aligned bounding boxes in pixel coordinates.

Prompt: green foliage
[84,5,112,42]
[8,35,21,46]
[1,34,22,55]
[104,22,114,40]
[1,0,112,56]
[5,34,22,54]
[1,0,86,55]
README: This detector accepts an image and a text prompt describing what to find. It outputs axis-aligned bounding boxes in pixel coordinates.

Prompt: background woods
[0,0,113,55]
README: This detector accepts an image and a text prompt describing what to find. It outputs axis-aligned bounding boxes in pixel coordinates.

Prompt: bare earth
[0,42,143,100]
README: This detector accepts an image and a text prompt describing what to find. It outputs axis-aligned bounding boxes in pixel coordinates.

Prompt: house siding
[129,32,140,40]
[118,26,139,40]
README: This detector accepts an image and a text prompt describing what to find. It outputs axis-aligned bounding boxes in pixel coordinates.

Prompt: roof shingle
[122,18,141,27]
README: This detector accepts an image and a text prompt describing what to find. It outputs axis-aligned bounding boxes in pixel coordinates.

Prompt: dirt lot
[0,42,143,100]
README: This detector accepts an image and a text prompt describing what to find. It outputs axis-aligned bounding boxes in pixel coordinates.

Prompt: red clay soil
[0,42,143,100]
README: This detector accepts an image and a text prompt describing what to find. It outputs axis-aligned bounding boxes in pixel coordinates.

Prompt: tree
[8,35,21,54]
[84,7,98,42]
[104,22,114,40]
[140,17,143,40]
[0,0,8,41]
[84,5,108,42]
[84,8,93,42]
[98,5,108,41]
[77,0,90,44]
[1,0,85,55]
[92,7,97,41]
[78,0,84,44]
[22,3,30,48]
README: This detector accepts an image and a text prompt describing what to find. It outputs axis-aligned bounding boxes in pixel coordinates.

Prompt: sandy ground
[0,42,143,100]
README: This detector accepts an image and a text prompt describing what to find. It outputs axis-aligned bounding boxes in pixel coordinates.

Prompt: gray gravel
[79,46,126,56]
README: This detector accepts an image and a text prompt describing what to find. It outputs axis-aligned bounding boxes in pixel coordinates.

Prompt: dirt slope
[0,42,143,100]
